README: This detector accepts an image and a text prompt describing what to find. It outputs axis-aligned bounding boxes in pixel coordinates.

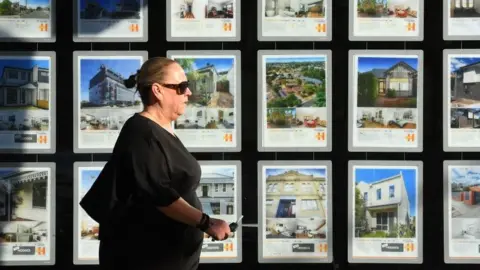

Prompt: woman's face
[156,63,192,121]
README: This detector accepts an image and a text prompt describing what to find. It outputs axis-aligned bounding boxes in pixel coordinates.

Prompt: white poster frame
[443,0,480,40]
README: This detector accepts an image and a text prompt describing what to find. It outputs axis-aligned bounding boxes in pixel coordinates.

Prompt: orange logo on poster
[130,24,139,32]
[407,22,416,31]
[38,135,47,144]
[405,134,415,142]
[404,242,414,252]
[316,23,326,32]
[223,22,232,31]
[224,133,233,142]
[224,242,233,251]
[37,246,46,255]
[318,243,328,252]
[39,23,48,32]
[315,132,325,141]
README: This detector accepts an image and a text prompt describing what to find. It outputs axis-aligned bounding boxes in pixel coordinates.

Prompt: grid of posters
[258,50,332,152]
[348,161,423,264]
[73,162,104,265]
[0,0,54,42]
[167,50,241,152]
[258,0,332,41]
[167,0,240,41]
[350,0,423,41]
[0,52,56,154]
[258,161,333,263]
[444,161,480,263]
[444,50,480,151]
[198,161,242,263]
[0,163,55,266]
[73,51,147,153]
[74,0,148,42]
[444,0,480,39]
[349,50,423,152]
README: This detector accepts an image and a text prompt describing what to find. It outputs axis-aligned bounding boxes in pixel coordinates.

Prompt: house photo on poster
[74,0,148,42]
[348,161,422,263]
[258,51,331,152]
[197,161,242,263]
[167,0,240,41]
[444,50,480,151]
[0,163,55,266]
[349,50,423,152]
[73,51,147,153]
[258,161,333,263]
[0,0,54,42]
[444,162,480,263]
[0,53,56,154]
[444,0,480,39]
[167,51,241,152]
[350,0,423,41]
[258,0,332,41]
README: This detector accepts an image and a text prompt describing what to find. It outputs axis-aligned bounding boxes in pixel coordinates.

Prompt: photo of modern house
[356,0,418,18]
[205,0,233,18]
[265,217,327,239]
[0,221,48,243]
[205,108,234,129]
[0,169,49,224]
[79,169,100,241]
[450,108,480,129]
[0,0,51,19]
[265,168,327,219]
[356,108,416,129]
[357,56,418,108]
[450,166,480,219]
[354,168,416,238]
[196,166,235,216]
[80,0,141,19]
[449,0,480,17]
[79,58,142,131]
[265,56,326,109]
[452,218,480,239]
[264,0,325,18]
[449,57,480,108]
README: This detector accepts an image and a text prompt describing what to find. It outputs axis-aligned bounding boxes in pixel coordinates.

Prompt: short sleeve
[128,137,180,207]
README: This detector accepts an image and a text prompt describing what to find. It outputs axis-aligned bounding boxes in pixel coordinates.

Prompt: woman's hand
[206,218,231,241]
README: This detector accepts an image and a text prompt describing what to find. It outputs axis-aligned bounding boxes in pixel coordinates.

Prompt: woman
[79,57,232,270]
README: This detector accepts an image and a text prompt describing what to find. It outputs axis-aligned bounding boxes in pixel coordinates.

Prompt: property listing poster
[351,165,419,260]
[0,167,52,263]
[170,54,238,150]
[75,167,102,262]
[352,0,420,38]
[446,0,480,38]
[198,164,240,260]
[352,54,420,149]
[261,166,329,259]
[76,55,144,151]
[169,0,237,39]
[0,0,53,40]
[447,54,480,148]
[261,0,328,38]
[77,0,145,39]
[261,54,328,149]
[0,56,53,152]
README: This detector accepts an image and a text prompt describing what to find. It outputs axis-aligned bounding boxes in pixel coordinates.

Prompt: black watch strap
[196,213,210,232]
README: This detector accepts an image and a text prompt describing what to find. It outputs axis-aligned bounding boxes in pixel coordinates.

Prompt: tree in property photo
[357,72,378,107]
[354,188,369,237]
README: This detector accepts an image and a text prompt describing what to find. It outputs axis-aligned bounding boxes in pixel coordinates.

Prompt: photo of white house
[196,166,235,216]
[354,168,416,238]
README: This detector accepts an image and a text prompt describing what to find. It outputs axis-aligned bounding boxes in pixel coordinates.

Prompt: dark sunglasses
[161,81,190,95]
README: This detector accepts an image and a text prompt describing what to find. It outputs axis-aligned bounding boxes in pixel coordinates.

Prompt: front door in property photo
[202,185,209,197]
[276,199,296,218]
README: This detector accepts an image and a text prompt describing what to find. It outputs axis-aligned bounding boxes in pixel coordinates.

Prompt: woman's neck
[140,108,175,135]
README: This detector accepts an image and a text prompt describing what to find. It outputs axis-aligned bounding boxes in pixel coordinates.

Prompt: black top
[80,113,204,270]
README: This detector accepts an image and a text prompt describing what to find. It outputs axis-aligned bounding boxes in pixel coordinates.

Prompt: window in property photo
[389,185,395,198]
[376,188,381,200]
[32,181,47,209]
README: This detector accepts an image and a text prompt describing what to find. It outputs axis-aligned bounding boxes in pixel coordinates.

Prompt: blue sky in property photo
[450,57,480,73]
[265,56,325,64]
[81,169,101,194]
[266,168,326,178]
[15,0,50,8]
[80,0,140,12]
[201,166,235,178]
[0,59,49,77]
[184,58,234,73]
[80,58,142,101]
[355,168,417,216]
[451,166,480,186]
[357,57,418,73]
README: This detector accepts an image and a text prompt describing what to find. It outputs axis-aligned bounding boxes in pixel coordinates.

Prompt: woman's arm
[157,197,203,226]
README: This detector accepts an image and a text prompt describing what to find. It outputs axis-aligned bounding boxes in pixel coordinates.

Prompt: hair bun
[124,74,137,88]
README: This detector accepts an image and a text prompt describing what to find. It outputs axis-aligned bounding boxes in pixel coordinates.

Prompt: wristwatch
[196,213,210,232]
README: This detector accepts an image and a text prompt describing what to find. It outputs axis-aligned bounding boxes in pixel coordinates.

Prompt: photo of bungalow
[0,221,48,243]
[196,166,235,216]
[80,0,141,20]
[79,58,142,131]
[0,0,51,19]
[264,0,325,18]
[450,57,480,108]
[450,108,480,129]
[452,218,480,239]
[79,169,100,241]
[0,169,49,224]
[354,168,416,238]
[175,57,235,110]
[357,0,418,18]
[356,108,416,129]
[265,56,326,109]
[205,108,234,129]
[450,166,480,219]
[205,0,234,18]
[357,56,418,108]
[449,0,480,17]
[265,168,327,220]
[265,217,327,239]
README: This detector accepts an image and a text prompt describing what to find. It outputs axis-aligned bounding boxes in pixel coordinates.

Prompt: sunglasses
[161,81,190,95]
